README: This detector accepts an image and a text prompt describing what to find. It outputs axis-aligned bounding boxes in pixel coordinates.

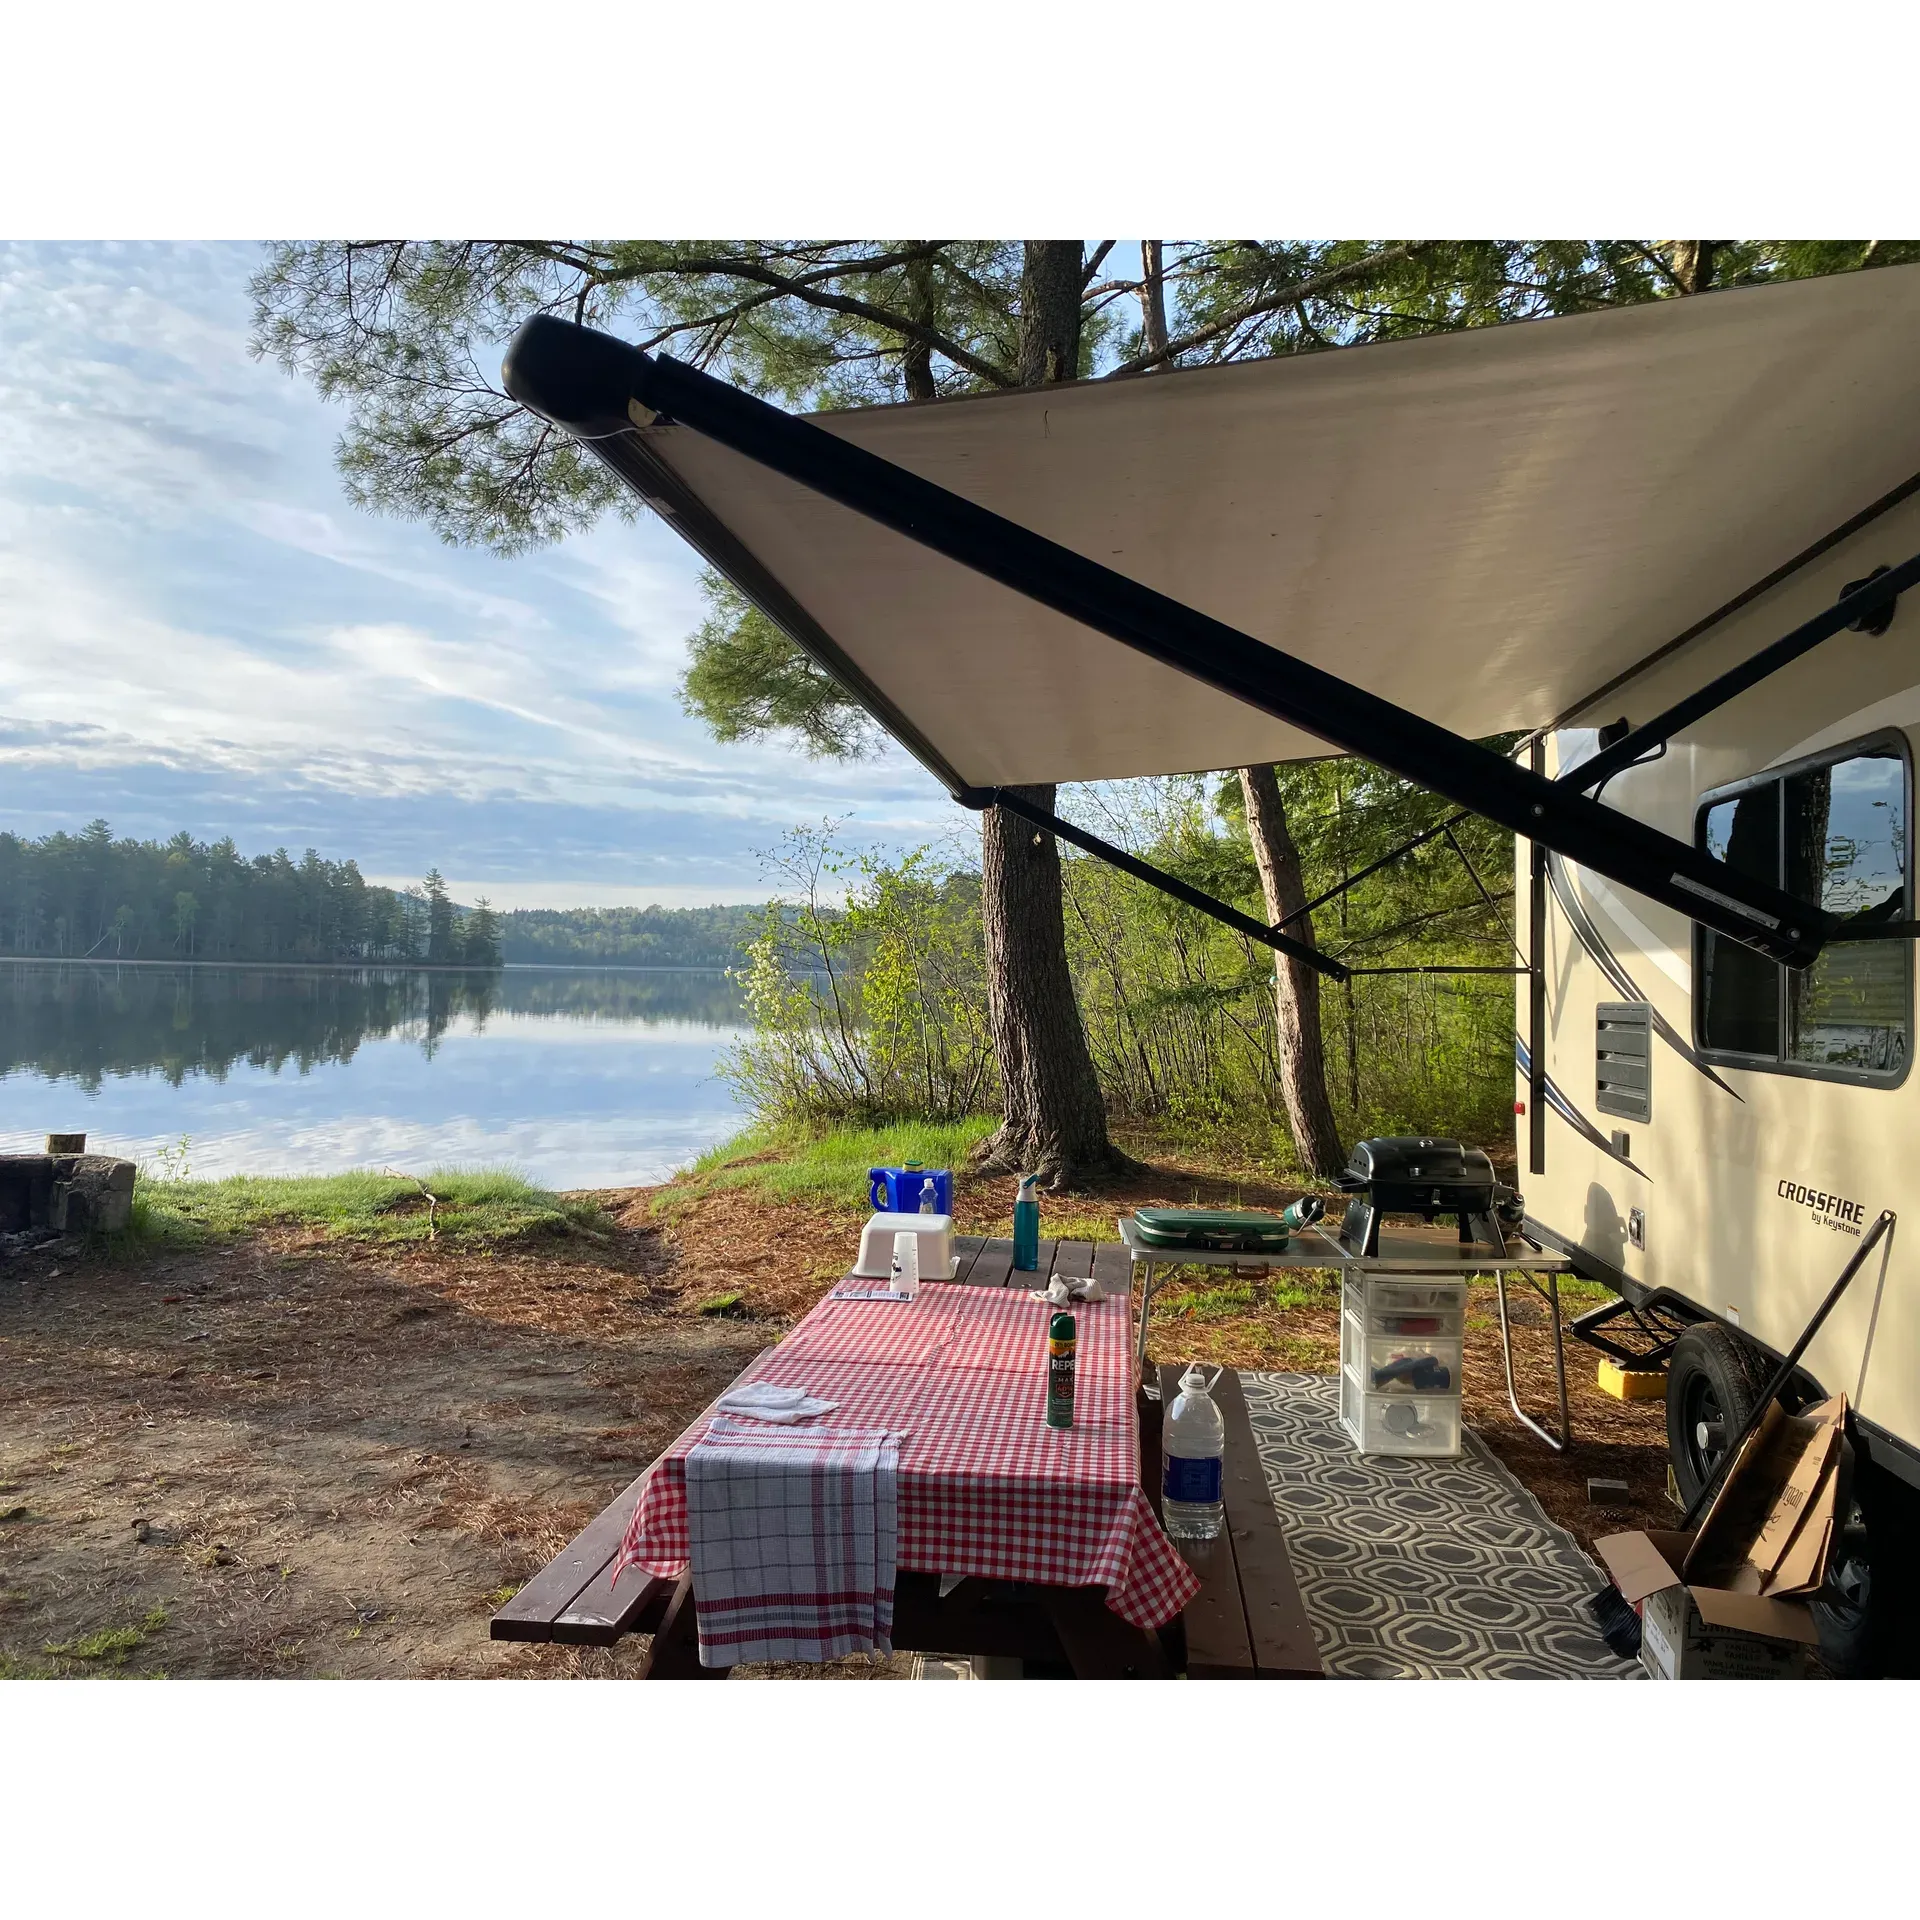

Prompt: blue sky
[0,242,952,906]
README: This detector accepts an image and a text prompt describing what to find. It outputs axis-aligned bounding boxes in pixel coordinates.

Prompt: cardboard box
[1685,1395,1847,1600]
[1595,1528,1819,1679]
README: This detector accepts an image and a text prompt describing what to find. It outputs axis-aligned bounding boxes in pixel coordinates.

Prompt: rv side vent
[1596,1002,1652,1123]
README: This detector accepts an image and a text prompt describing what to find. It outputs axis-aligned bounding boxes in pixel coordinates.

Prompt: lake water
[0,961,749,1187]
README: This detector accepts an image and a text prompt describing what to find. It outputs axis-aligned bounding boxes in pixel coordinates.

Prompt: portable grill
[1334,1136,1522,1257]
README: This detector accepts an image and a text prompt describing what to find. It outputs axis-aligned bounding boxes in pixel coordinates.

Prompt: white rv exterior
[1518,493,1920,1486]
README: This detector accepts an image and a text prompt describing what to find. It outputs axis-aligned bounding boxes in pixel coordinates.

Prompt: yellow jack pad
[1597,1358,1666,1400]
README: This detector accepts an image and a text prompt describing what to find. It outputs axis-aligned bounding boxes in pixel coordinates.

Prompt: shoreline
[0,956,738,975]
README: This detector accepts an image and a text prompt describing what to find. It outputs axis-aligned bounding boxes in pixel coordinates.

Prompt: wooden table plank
[489,1470,652,1642]
[1051,1240,1095,1281]
[1090,1240,1132,1295]
[965,1237,1016,1287]
[549,1560,672,1646]
[948,1234,986,1284]
[1212,1370,1323,1679]
[1014,1239,1058,1289]
[1156,1365,1257,1679]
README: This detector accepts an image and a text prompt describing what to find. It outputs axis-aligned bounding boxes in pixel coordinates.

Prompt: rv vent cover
[1596,1002,1653,1122]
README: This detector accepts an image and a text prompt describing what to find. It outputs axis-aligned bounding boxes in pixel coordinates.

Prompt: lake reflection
[0,961,748,1185]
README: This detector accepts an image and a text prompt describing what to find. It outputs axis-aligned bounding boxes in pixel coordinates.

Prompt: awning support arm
[500,315,1830,969]
[1345,965,1529,977]
[1276,810,1470,929]
[1528,738,1548,1180]
[969,786,1350,981]
[1563,555,1920,794]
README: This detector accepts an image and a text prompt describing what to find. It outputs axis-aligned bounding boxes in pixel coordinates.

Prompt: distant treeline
[497,904,762,969]
[0,821,500,967]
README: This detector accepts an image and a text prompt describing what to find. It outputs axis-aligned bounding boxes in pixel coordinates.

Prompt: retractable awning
[501,268,1920,967]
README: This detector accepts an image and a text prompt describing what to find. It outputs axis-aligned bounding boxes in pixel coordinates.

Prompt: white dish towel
[713,1381,839,1424]
[685,1415,901,1668]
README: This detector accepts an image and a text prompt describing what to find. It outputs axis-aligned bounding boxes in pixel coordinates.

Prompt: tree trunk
[1016,240,1086,385]
[902,248,937,401]
[974,243,1130,1185]
[1238,763,1347,1179]
[1138,241,1171,364]
[1670,241,1717,296]
[976,783,1121,1182]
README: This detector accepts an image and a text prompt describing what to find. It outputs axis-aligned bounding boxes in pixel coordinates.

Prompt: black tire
[1665,1323,1773,1507]
[1815,1455,1920,1679]
[1811,1469,1874,1677]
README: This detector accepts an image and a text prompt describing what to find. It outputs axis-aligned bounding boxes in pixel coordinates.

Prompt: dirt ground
[0,1160,1675,1680]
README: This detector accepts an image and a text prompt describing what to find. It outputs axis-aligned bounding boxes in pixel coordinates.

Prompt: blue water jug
[868,1165,952,1214]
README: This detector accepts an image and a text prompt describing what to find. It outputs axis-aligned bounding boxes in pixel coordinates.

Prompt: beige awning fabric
[633,266,1920,789]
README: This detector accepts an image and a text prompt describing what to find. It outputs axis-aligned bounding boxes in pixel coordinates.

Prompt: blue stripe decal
[1545,851,1743,1102]
[1516,1035,1650,1179]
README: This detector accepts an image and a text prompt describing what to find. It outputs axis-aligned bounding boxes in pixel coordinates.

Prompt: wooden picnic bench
[491,1234,1321,1679]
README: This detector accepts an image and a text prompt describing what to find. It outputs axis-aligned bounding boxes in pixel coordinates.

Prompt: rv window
[1699,786,1781,1057]
[1784,752,1908,1071]
[1695,741,1910,1083]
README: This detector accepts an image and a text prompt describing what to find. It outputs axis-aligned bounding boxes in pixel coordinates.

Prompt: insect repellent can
[1045,1310,1077,1428]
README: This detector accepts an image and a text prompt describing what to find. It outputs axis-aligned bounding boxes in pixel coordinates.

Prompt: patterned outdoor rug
[1240,1372,1640,1679]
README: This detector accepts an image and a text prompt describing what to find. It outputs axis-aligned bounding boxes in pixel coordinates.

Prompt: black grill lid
[1337,1136,1492,1195]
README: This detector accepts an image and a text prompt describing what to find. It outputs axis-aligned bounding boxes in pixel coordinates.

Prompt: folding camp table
[1118,1215,1577,1449]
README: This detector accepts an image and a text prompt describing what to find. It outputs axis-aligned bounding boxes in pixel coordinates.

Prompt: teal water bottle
[1012,1173,1041,1272]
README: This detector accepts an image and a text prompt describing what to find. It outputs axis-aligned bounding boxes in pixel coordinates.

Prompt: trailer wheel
[1665,1324,1773,1506]
[1814,1458,1920,1679]
[1811,1497,1874,1677]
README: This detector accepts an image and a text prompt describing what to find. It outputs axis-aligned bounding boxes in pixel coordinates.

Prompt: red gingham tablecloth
[614,1283,1200,1632]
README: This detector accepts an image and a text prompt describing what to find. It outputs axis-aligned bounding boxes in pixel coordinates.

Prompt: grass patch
[1027,1202,1129,1241]
[664,1119,997,1216]
[46,1605,169,1668]
[1268,1276,1330,1311]
[125,1168,611,1251]
[1170,1281,1258,1321]
[0,1652,57,1680]
[1255,1329,1336,1369]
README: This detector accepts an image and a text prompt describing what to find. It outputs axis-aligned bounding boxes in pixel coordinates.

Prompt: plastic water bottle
[919,1176,939,1213]
[1162,1365,1226,1539]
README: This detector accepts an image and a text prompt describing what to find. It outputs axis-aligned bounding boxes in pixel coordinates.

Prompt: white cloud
[0,242,957,886]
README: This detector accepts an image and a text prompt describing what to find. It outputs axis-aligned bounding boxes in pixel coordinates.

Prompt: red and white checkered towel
[684,1415,903,1669]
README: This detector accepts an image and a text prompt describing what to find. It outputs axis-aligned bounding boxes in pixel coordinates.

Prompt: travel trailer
[502,260,1920,1668]
[1516,510,1920,1669]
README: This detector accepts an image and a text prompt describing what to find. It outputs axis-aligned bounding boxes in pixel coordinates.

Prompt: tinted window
[1699,786,1780,1056]
[1784,751,1908,1071]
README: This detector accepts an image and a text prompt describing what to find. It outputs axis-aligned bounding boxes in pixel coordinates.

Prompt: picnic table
[493,1235,1322,1679]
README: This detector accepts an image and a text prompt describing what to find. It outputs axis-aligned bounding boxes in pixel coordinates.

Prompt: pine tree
[424,869,456,966]
[463,896,502,969]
